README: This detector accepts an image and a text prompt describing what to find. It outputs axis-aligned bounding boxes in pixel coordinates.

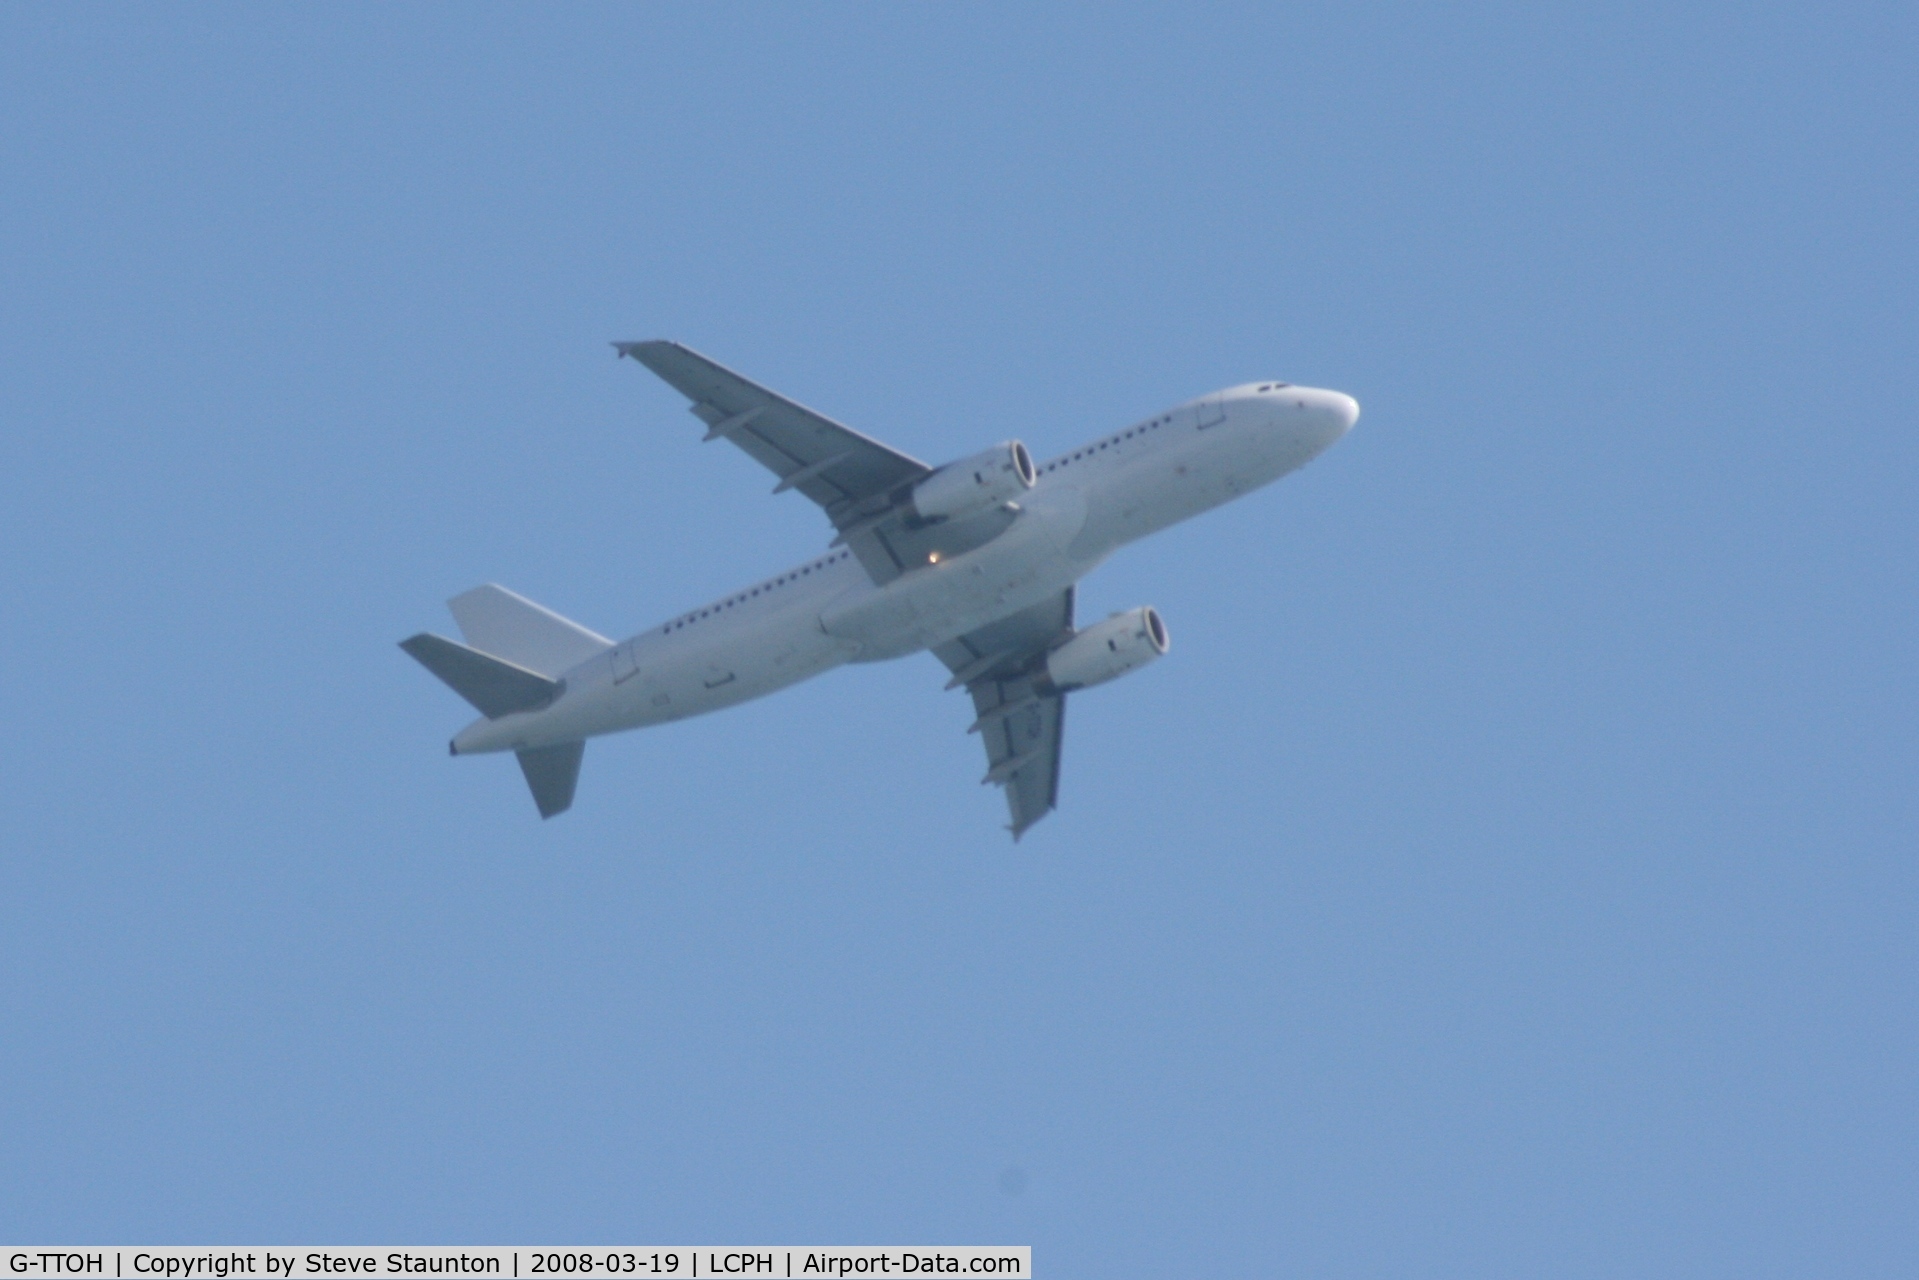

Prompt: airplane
[401,341,1359,838]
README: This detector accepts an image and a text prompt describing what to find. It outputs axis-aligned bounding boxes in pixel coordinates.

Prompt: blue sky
[2,3,1914,1273]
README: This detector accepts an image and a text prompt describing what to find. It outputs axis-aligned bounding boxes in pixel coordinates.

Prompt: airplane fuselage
[451,380,1357,757]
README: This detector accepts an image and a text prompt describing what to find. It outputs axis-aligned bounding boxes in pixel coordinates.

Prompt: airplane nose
[1289,387,1358,444]
[1320,390,1359,434]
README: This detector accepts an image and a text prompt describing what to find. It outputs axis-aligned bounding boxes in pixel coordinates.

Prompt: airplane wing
[617,341,1024,588]
[616,341,932,531]
[933,588,1074,840]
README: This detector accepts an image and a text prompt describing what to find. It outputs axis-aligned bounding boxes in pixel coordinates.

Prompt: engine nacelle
[908,441,1035,522]
[1040,607,1169,694]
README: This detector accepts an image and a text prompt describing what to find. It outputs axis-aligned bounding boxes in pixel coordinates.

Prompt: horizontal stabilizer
[399,633,560,719]
[447,584,611,678]
[517,741,584,818]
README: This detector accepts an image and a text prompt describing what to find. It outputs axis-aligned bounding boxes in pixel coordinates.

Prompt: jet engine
[1039,607,1169,694]
[907,441,1036,522]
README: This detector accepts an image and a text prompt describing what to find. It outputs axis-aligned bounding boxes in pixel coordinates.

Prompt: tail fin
[517,741,585,818]
[447,585,611,678]
[399,633,560,719]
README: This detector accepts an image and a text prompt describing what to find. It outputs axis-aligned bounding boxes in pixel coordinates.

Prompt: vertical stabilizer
[449,585,612,678]
[516,741,585,818]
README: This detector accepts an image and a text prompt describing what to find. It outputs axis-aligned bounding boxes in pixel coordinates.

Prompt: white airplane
[402,341,1358,838]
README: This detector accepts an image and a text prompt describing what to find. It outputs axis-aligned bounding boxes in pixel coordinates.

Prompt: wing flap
[617,340,930,524]
[989,691,1064,838]
[934,589,1076,839]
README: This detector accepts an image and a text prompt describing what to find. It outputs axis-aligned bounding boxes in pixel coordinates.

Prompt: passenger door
[612,641,642,684]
